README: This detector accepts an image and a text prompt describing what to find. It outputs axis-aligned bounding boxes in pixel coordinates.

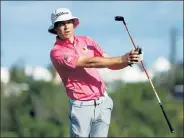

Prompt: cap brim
[48,24,56,34]
[48,17,80,35]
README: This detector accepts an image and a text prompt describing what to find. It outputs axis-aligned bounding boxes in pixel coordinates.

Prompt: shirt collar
[55,35,78,45]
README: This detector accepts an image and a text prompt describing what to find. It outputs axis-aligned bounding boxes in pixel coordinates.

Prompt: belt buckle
[94,100,96,106]
[94,98,100,106]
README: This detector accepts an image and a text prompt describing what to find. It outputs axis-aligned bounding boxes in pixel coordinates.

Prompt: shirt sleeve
[50,49,79,69]
[86,36,105,57]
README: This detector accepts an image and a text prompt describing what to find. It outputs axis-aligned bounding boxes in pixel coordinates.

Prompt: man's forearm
[101,52,129,70]
[108,63,129,70]
[78,56,125,68]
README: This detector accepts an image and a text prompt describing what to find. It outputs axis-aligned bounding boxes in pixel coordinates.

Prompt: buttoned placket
[72,38,79,56]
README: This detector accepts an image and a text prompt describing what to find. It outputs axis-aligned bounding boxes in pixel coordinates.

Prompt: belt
[69,92,109,106]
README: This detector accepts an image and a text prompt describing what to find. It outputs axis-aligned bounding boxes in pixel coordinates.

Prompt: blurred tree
[47,63,57,79]
[109,83,183,137]
[1,67,183,137]
[9,65,27,83]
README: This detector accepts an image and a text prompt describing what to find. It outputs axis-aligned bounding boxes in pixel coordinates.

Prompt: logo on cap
[55,12,69,18]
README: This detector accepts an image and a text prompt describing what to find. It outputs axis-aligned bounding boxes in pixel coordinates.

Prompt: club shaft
[125,25,137,49]
[125,24,161,103]
[123,24,174,133]
[140,61,161,103]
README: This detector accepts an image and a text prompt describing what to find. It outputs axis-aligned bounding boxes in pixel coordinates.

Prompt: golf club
[114,16,174,133]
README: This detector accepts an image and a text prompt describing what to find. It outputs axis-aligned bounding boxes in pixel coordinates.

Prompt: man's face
[55,19,74,40]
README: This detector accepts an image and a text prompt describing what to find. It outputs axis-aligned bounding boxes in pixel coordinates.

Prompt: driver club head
[115,16,124,21]
[114,16,126,25]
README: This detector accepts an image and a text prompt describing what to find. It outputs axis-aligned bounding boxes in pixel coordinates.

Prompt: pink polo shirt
[50,35,107,100]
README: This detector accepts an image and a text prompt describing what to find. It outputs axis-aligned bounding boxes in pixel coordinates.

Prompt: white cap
[48,8,80,35]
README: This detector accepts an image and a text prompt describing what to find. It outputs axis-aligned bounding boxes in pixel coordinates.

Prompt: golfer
[49,8,143,137]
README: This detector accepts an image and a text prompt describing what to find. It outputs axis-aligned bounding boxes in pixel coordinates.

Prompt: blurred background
[1,1,183,137]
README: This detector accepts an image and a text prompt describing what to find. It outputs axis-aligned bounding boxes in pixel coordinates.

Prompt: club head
[115,16,124,21]
[114,16,126,25]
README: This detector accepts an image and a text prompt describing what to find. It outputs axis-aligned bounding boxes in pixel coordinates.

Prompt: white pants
[69,92,113,137]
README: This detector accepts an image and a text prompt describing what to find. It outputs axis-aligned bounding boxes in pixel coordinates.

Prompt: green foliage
[1,131,18,138]
[18,115,64,137]
[155,64,184,90]
[109,83,183,137]
[47,63,57,78]
[9,65,27,83]
[1,65,183,137]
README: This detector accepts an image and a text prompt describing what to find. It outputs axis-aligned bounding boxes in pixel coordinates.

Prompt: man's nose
[64,24,69,29]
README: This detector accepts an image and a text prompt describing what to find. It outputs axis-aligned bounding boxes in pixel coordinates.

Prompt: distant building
[98,64,154,83]
[150,57,171,74]
[24,65,52,82]
[1,67,10,84]
[3,82,29,97]
[173,85,183,100]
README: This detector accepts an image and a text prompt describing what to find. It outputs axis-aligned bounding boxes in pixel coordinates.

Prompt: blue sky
[1,1,183,68]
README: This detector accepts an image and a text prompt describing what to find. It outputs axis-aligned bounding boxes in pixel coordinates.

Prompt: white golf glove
[136,46,143,62]
[139,51,143,61]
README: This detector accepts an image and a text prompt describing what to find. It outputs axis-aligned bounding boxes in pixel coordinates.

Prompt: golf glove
[128,46,143,67]
[137,46,143,61]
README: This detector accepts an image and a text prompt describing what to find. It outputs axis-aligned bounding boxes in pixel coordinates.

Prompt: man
[48,8,143,137]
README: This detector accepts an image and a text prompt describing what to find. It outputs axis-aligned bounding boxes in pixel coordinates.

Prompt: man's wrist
[120,55,127,64]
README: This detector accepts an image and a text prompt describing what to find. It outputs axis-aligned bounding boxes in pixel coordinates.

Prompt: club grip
[128,46,142,67]
[159,103,174,133]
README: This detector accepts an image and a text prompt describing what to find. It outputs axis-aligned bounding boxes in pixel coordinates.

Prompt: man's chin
[64,35,73,39]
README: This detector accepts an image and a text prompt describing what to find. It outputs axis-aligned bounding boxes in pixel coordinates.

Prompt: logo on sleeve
[64,55,72,63]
